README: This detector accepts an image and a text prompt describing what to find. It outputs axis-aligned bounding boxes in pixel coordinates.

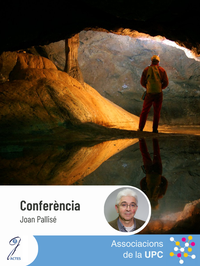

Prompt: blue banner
[31,234,199,266]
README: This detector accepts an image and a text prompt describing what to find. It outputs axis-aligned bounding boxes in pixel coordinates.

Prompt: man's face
[115,196,138,222]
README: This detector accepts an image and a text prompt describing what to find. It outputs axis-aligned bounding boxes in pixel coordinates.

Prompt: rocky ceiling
[1,0,200,54]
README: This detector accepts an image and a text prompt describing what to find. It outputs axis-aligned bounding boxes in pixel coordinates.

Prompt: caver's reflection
[139,138,168,210]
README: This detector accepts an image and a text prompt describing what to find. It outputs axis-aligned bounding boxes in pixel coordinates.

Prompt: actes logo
[7,236,21,260]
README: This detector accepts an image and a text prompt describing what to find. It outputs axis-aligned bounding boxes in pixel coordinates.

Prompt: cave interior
[0,0,200,234]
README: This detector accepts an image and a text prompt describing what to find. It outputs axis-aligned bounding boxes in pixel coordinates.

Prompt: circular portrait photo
[104,186,151,234]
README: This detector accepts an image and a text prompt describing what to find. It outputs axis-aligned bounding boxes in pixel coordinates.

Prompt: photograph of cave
[1,0,200,234]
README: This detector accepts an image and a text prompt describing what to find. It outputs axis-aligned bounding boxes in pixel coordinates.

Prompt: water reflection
[139,138,168,210]
[0,138,138,185]
[76,135,200,233]
[1,135,200,233]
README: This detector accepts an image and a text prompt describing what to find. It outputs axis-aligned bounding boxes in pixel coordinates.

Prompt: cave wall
[78,31,200,125]
[28,31,200,125]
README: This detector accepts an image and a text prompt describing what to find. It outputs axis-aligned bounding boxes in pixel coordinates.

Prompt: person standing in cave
[138,55,169,133]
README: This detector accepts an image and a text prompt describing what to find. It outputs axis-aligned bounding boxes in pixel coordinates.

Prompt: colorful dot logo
[169,236,196,264]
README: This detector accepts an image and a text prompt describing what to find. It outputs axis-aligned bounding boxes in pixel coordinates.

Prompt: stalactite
[64,34,84,86]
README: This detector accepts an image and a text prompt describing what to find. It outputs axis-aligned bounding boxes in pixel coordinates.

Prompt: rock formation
[64,34,84,86]
[141,199,200,234]
[0,52,148,137]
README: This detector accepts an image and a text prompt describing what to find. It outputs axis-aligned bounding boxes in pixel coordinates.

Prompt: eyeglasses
[119,203,138,209]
